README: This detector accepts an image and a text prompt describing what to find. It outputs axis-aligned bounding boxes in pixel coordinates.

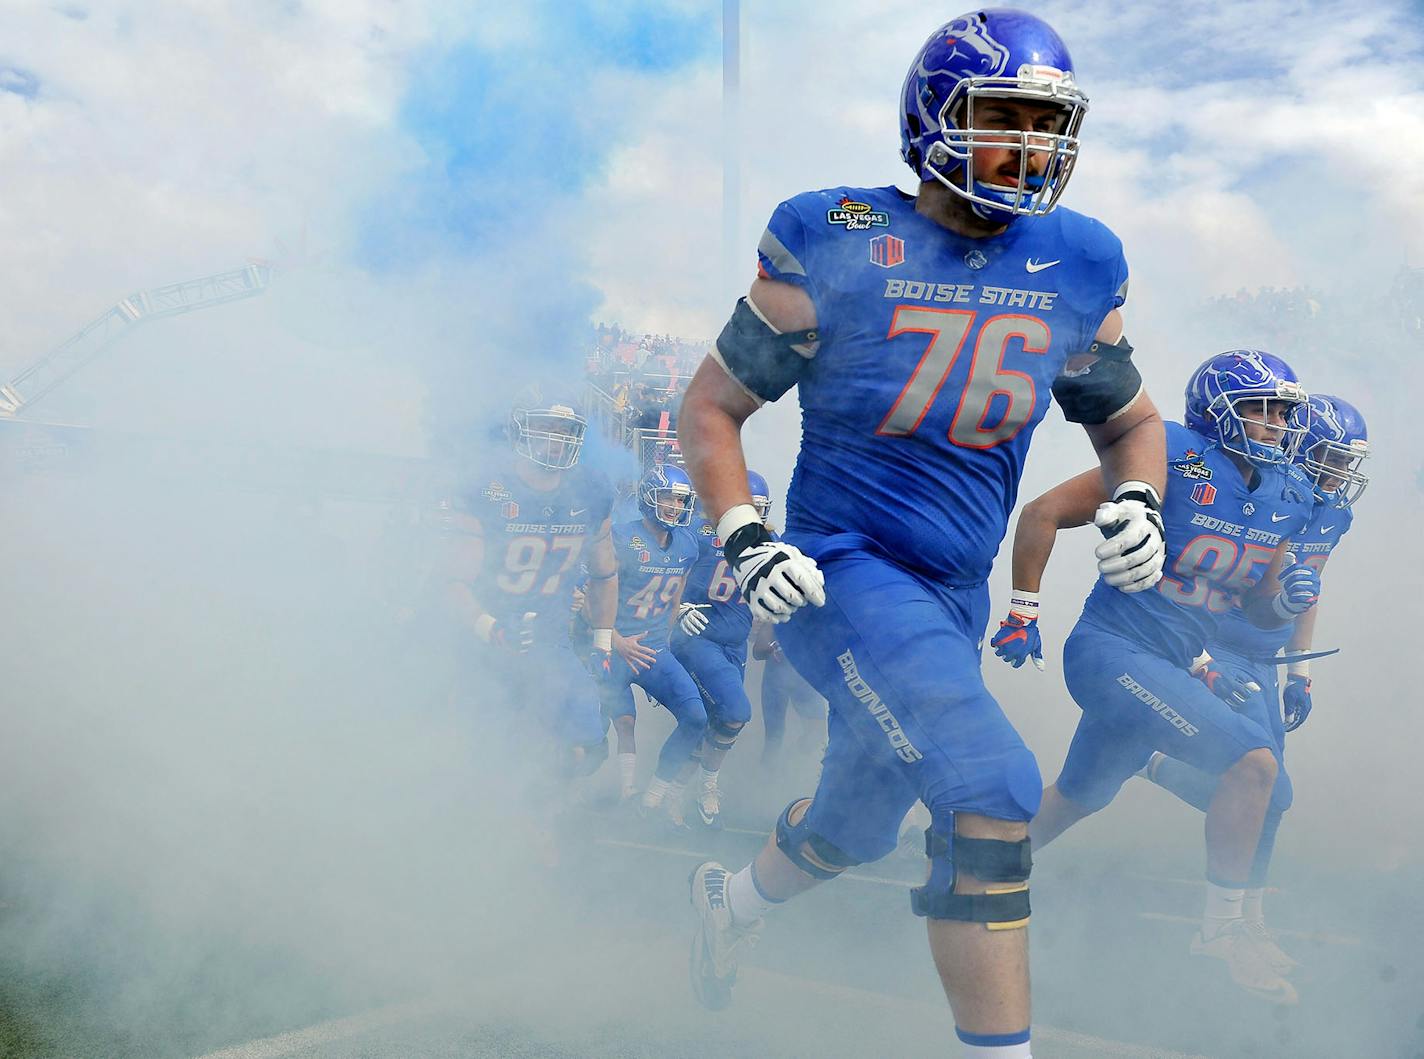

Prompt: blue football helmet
[900,9,1089,222]
[638,464,696,528]
[1184,350,1309,467]
[747,469,772,522]
[1292,394,1369,508]
[510,385,587,470]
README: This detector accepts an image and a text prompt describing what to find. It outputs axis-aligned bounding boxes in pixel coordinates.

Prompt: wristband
[1007,589,1040,621]
[717,503,762,543]
[1271,592,1298,621]
[1112,480,1162,508]
[593,628,613,652]
[1286,660,1311,680]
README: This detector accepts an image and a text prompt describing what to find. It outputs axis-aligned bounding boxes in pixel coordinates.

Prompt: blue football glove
[588,628,614,678]
[1272,553,1321,618]
[991,612,1045,671]
[1283,674,1313,732]
[1193,659,1260,708]
[490,612,538,653]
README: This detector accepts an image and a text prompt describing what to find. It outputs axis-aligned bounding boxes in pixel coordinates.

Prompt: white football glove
[1093,481,1166,593]
[678,602,711,636]
[718,504,826,625]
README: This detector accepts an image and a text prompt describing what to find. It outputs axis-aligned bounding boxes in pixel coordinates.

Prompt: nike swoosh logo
[1025,259,1061,273]
[1320,525,1335,533]
[1270,513,1291,522]
[571,508,588,517]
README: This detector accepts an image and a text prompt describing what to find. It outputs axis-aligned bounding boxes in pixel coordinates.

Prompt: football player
[1141,393,1368,972]
[669,471,771,827]
[995,351,1321,1004]
[597,465,707,825]
[440,385,618,778]
[678,11,1168,1055]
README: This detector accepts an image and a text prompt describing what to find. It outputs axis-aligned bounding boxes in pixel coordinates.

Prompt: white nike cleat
[1242,919,1298,974]
[1191,922,1298,1005]
[697,776,723,829]
[689,861,761,1010]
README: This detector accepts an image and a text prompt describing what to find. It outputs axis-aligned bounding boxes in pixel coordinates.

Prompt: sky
[1,2,1422,1055]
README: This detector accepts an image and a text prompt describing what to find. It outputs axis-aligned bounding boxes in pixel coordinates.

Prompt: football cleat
[697,775,723,830]
[689,861,761,1011]
[1243,919,1298,975]
[1191,922,1298,1005]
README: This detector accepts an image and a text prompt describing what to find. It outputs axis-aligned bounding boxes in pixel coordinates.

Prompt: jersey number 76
[876,307,1051,450]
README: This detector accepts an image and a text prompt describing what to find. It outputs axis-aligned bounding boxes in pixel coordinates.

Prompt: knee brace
[910,824,1033,929]
[774,798,860,880]
[706,717,744,753]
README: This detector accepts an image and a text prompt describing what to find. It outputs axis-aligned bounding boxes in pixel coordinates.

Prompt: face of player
[968,98,1069,188]
[656,490,690,524]
[1315,446,1354,493]
[1234,397,1291,449]
[519,413,583,471]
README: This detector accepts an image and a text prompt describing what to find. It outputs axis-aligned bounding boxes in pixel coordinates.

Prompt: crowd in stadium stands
[1204,267,1424,361]
[584,323,710,465]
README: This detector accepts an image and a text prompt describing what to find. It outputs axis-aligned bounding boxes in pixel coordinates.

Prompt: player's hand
[1283,674,1313,731]
[991,612,1045,671]
[490,612,538,653]
[1192,659,1260,708]
[570,586,586,614]
[678,602,711,637]
[614,631,658,673]
[1094,482,1166,593]
[1273,554,1320,617]
[723,520,825,625]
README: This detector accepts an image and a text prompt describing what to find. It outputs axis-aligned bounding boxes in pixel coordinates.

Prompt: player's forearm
[1086,395,1166,496]
[585,576,618,629]
[448,581,498,642]
[1287,604,1319,654]
[1010,505,1061,593]
[679,366,756,523]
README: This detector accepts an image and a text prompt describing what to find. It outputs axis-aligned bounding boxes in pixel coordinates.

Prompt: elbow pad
[1051,336,1143,424]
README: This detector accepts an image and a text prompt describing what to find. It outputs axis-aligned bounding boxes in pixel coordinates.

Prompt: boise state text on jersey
[1080,422,1314,668]
[455,463,613,644]
[680,519,753,645]
[1210,499,1353,658]
[758,185,1129,585]
[611,518,700,645]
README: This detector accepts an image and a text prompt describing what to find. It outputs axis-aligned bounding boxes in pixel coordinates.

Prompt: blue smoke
[354,2,715,451]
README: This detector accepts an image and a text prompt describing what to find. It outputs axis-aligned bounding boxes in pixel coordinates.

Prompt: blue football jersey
[680,517,753,646]
[612,519,700,645]
[455,463,613,644]
[755,185,1129,585]
[1210,499,1354,658]
[1081,422,1315,668]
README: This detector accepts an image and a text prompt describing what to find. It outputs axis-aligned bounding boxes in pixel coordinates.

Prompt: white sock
[642,775,670,806]
[1203,881,1245,939]
[726,863,776,926]
[699,765,719,790]
[618,753,636,794]
[1242,887,1265,925]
